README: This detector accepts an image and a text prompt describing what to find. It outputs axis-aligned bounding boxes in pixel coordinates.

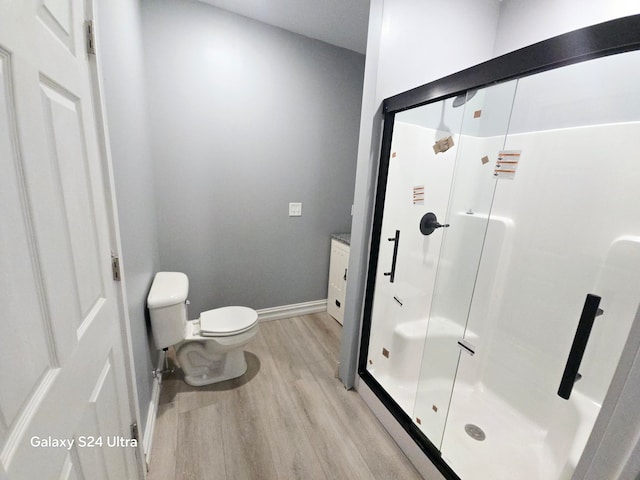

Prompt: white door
[0,1,140,479]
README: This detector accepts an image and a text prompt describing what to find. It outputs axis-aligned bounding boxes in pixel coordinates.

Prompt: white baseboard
[257,299,327,322]
[142,350,164,460]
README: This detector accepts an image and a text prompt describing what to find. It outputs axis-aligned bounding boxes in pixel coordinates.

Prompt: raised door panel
[76,353,130,480]
[37,0,75,53]
[39,77,105,337]
[0,48,57,454]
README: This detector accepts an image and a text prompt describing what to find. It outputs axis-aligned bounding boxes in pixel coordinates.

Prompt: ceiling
[197,0,370,54]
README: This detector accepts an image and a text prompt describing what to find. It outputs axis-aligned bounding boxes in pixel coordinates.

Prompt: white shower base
[370,314,601,480]
[373,373,419,416]
[440,382,557,480]
[375,367,601,480]
[375,374,562,479]
[432,381,599,480]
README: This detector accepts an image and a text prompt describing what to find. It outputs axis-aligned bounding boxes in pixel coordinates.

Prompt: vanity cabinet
[327,238,349,325]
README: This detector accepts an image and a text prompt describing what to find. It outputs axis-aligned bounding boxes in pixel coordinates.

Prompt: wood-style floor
[147,312,422,480]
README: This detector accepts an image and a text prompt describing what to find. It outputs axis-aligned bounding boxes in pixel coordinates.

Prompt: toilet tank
[147,272,189,349]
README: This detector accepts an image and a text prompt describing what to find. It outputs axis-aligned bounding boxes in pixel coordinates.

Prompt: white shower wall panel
[463,121,640,428]
[436,121,640,480]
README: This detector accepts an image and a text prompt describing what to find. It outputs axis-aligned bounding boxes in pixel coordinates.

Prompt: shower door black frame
[357,14,640,480]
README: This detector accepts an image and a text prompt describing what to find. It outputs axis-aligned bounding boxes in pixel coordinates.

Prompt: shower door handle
[557,294,603,400]
[383,230,400,283]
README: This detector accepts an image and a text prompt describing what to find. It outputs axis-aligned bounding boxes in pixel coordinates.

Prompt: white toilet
[147,271,259,386]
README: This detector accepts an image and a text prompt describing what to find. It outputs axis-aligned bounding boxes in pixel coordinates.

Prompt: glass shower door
[439,49,640,480]
[364,97,464,415]
[412,80,518,446]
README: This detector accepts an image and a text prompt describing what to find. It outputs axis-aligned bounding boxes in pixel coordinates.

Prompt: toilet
[147,272,259,386]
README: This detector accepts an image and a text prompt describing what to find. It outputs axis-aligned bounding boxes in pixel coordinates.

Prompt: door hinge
[131,422,139,442]
[111,253,121,281]
[85,20,96,55]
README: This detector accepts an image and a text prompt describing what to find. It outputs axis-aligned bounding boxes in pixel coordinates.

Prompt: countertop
[331,233,351,246]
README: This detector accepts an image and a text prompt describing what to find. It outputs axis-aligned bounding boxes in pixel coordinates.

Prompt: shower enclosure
[359,17,640,480]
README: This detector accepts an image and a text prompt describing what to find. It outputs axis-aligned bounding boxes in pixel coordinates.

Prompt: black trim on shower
[384,15,640,114]
[357,105,462,480]
[383,230,401,282]
[357,15,640,480]
[358,111,395,375]
[558,294,602,400]
[360,370,462,480]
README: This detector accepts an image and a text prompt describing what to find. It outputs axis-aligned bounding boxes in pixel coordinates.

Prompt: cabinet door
[328,240,349,324]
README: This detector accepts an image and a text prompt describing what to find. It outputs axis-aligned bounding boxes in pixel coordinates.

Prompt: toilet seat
[199,306,258,337]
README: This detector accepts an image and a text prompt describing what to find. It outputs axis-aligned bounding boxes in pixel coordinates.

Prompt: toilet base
[177,344,249,387]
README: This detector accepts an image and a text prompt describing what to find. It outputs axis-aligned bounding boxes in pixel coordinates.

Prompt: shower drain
[464,424,486,441]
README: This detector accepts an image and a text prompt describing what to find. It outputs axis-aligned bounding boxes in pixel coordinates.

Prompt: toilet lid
[199,306,258,337]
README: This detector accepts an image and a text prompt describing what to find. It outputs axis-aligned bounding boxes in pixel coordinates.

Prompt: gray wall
[96,0,159,435]
[141,0,364,316]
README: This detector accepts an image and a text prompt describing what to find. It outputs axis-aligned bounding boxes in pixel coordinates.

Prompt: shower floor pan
[373,373,418,416]
[371,375,598,479]
[438,383,598,480]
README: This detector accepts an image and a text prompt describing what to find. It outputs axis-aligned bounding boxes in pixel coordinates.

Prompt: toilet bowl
[147,272,258,386]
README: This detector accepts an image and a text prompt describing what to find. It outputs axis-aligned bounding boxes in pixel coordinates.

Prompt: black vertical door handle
[557,294,602,400]
[383,230,400,283]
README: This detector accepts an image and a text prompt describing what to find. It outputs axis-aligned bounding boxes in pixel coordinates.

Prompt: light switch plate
[289,202,302,217]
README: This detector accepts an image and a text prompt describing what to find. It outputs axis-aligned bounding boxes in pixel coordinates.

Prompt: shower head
[452,89,477,108]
